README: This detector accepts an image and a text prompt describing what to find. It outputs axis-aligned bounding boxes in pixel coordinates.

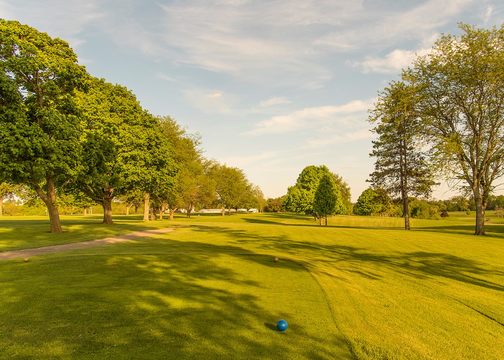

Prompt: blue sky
[1,0,503,199]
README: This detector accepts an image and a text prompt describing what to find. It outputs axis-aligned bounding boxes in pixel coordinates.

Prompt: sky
[1,0,503,200]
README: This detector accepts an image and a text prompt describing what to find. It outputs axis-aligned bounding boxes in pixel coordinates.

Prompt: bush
[409,200,440,219]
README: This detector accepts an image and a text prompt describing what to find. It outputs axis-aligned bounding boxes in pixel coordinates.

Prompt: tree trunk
[143,193,150,221]
[221,207,225,216]
[126,203,132,216]
[474,189,485,235]
[34,177,62,233]
[402,196,410,230]
[324,216,328,226]
[0,196,3,216]
[169,208,176,220]
[102,196,113,224]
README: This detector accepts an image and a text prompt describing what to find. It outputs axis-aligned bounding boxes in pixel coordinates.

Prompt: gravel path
[0,228,174,260]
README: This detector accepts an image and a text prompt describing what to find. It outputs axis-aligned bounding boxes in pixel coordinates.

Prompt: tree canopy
[285,165,351,216]
[313,174,344,225]
[0,19,87,232]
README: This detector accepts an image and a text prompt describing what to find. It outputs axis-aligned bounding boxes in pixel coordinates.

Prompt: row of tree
[368,24,504,235]
[0,20,264,232]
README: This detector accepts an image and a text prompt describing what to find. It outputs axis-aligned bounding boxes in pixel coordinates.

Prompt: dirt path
[0,228,174,260]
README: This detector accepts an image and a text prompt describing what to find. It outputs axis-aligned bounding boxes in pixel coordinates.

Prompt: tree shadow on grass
[0,218,165,252]
[0,236,353,359]
[189,224,504,293]
[243,217,403,230]
[412,224,504,239]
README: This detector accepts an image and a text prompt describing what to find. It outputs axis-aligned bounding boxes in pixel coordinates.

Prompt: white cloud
[483,4,494,23]
[183,88,236,114]
[247,99,372,135]
[259,97,291,107]
[316,0,473,51]
[305,128,373,148]
[156,73,176,82]
[355,48,431,74]
[0,0,104,48]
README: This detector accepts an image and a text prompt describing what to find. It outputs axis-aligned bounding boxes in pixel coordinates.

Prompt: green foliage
[264,196,286,212]
[208,163,254,212]
[75,79,177,223]
[313,174,344,224]
[152,116,211,216]
[409,199,440,220]
[369,81,436,198]
[442,196,470,212]
[405,24,504,235]
[285,165,351,215]
[487,195,504,211]
[354,188,392,216]
[0,19,88,231]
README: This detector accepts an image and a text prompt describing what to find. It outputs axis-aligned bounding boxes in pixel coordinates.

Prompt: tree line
[0,20,264,232]
[265,24,503,235]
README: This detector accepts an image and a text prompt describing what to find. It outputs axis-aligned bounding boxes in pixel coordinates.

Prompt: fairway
[0,213,503,359]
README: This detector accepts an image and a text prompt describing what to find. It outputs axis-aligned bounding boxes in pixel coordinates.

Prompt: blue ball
[277,319,288,332]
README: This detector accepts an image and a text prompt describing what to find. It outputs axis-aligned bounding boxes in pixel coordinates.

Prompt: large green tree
[285,165,351,216]
[0,20,87,232]
[369,81,436,230]
[406,24,504,235]
[75,78,170,224]
[0,182,19,216]
[313,174,344,225]
[152,116,212,219]
[209,163,251,215]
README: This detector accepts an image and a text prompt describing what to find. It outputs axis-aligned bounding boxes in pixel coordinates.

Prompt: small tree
[313,174,343,226]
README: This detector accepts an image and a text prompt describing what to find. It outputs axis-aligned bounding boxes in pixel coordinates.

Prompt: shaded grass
[0,215,169,251]
[0,213,503,359]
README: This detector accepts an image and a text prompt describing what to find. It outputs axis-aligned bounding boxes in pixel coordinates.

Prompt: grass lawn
[0,213,503,359]
[0,215,170,252]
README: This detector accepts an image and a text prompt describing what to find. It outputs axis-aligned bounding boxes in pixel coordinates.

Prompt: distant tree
[152,116,212,219]
[208,163,250,215]
[406,24,504,235]
[0,182,19,216]
[369,81,436,230]
[0,20,87,232]
[265,196,286,212]
[409,199,440,220]
[285,165,351,216]
[313,174,344,225]
[487,195,504,210]
[354,188,392,216]
[443,196,470,212]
